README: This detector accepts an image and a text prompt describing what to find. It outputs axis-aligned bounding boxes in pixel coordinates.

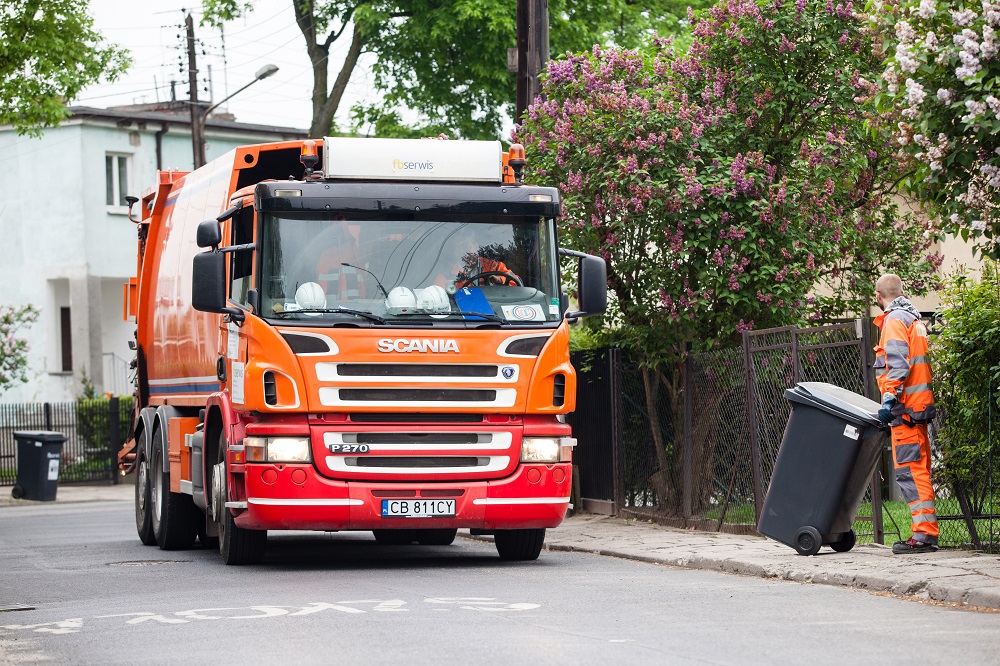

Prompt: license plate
[381,499,456,518]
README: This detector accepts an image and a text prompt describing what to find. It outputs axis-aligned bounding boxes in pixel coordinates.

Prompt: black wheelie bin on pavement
[757,382,888,556]
[11,431,66,501]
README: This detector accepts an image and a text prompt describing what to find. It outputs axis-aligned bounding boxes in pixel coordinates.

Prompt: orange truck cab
[122,136,606,564]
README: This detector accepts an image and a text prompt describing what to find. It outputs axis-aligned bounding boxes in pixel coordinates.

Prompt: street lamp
[191,64,279,169]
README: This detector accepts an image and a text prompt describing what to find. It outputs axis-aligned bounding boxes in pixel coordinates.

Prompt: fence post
[610,348,625,514]
[44,402,52,431]
[857,317,885,543]
[682,345,693,519]
[858,318,875,400]
[791,327,801,383]
[743,331,765,523]
[109,397,121,485]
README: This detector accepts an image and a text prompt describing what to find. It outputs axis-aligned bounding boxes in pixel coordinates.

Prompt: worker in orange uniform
[436,226,520,289]
[874,273,938,554]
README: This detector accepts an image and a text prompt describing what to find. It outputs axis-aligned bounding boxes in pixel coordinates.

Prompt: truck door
[226,207,256,406]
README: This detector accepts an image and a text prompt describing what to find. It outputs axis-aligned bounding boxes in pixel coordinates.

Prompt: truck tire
[197,521,220,550]
[216,434,266,565]
[494,528,545,561]
[134,443,156,546]
[150,428,198,550]
[416,529,458,546]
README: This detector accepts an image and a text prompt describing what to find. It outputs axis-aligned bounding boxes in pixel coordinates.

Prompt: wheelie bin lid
[12,430,67,443]
[784,382,882,428]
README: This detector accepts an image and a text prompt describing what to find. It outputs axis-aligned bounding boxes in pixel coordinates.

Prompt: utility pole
[515,0,549,123]
[186,13,206,169]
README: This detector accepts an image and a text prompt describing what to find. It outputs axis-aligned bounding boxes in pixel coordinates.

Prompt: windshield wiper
[391,311,504,323]
[274,307,387,324]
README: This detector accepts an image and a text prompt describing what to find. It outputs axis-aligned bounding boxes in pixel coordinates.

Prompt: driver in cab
[440,227,519,289]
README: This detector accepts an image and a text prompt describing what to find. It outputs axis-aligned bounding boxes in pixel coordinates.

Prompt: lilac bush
[874,0,1000,258]
[518,0,939,359]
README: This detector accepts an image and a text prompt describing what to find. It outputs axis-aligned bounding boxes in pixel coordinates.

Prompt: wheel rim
[136,457,148,514]
[152,451,162,523]
[798,533,815,551]
[215,452,228,550]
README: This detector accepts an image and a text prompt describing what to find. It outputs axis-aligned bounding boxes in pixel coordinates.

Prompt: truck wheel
[494,528,545,561]
[197,521,220,550]
[216,434,266,565]
[150,428,198,550]
[134,443,156,546]
[416,529,458,546]
[372,529,418,545]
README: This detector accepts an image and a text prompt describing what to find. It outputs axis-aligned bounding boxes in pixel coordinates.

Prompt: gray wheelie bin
[11,431,66,501]
[757,382,888,556]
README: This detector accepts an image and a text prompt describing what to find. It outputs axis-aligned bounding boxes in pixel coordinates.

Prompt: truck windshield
[258,214,561,324]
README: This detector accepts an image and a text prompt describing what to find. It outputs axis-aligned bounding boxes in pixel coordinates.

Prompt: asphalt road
[1,500,999,665]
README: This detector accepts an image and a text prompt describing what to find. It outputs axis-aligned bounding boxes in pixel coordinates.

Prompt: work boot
[892,537,938,554]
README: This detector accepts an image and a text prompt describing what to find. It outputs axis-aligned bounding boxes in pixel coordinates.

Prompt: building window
[60,307,72,372]
[105,154,130,207]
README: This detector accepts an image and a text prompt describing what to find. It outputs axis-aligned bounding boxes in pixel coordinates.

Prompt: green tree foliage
[517,0,940,512]
[931,262,1000,506]
[872,0,1000,259]
[202,1,710,139]
[0,304,38,395]
[0,0,129,136]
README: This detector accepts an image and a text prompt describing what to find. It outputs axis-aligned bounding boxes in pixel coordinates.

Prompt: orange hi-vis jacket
[456,257,519,288]
[874,297,935,426]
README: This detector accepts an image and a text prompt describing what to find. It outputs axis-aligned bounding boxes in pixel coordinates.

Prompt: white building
[0,105,306,403]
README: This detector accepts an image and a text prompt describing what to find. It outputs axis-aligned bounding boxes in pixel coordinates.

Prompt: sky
[76,0,383,133]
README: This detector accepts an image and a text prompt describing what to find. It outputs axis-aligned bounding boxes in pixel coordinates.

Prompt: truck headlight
[245,436,312,463]
[521,437,560,463]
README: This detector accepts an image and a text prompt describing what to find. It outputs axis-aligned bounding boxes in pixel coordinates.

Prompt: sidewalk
[4,483,1000,611]
[533,513,1000,611]
[0,480,135,507]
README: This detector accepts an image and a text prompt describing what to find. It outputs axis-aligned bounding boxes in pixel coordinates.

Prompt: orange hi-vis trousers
[891,422,938,545]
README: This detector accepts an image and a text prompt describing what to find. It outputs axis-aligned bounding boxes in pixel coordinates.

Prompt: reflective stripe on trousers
[891,422,938,545]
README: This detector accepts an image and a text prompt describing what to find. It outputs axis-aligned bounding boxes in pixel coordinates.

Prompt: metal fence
[572,320,1000,549]
[0,399,129,486]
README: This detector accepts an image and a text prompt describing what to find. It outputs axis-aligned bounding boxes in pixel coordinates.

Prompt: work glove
[877,394,897,425]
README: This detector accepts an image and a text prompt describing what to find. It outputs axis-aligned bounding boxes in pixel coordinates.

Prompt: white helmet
[295,282,327,310]
[385,286,417,314]
[415,285,450,314]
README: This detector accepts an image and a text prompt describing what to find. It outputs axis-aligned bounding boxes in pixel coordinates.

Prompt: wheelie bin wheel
[794,526,822,556]
[11,485,24,499]
[830,529,856,553]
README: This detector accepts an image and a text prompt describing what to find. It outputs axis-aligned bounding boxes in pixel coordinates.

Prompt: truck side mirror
[196,220,222,248]
[558,248,608,320]
[578,254,607,316]
[192,252,226,312]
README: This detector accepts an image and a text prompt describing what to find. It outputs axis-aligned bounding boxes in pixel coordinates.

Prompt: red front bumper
[234,462,572,531]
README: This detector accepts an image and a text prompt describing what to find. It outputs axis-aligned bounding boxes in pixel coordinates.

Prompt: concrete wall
[0,115,301,403]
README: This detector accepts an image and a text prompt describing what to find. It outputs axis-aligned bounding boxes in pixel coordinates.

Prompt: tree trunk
[641,365,673,513]
[293,4,366,138]
[311,25,365,137]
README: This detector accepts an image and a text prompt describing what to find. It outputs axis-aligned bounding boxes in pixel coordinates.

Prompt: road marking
[0,598,540,637]
[425,597,541,611]
[98,613,189,625]
[1,618,83,634]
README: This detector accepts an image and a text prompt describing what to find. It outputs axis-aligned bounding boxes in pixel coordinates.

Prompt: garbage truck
[119,136,607,564]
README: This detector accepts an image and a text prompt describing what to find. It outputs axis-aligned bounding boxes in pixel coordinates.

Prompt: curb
[462,532,1000,612]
